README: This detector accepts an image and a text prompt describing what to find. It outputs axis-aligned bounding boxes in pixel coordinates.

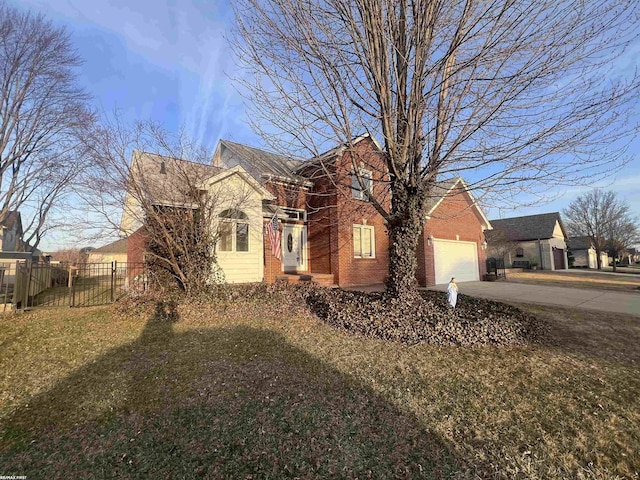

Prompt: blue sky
[11,0,640,250]
[14,0,258,151]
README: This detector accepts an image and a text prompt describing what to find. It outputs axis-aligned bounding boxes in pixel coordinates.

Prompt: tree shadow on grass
[0,302,480,479]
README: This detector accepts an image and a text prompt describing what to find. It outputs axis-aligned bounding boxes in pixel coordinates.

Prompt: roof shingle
[131,151,221,206]
[566,236,593,250]
[219,140,307,184]
[92,237,128,254]
[487,212,565,242]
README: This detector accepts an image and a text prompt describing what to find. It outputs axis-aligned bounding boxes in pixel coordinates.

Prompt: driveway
[428,281,640,315]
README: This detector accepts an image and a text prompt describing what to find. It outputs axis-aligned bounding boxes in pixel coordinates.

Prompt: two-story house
[124,135,492,286]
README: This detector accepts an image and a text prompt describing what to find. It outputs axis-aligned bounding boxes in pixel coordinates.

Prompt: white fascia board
[425,177,492,230]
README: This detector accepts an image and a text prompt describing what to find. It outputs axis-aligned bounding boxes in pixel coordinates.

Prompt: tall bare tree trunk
[386,183,426,299]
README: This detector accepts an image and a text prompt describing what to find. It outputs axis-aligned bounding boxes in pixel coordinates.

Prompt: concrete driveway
[428,281,640,315]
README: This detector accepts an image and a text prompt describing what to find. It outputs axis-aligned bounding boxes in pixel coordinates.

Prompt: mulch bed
[299,286,548,347]
[118,282,548,347]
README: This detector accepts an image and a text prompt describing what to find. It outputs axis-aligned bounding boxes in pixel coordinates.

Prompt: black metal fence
[0,260,147,311]
[486,257,506,278]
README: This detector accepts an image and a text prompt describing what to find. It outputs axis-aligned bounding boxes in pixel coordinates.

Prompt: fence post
[22,259,32,311]
[111,261,116,303]
[70,265,76,307]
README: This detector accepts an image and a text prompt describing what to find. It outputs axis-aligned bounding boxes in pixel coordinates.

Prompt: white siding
[572,250,590,268]
[209,174,264,283]
[552,221,565,239]
[87,253,128,264]
[572,249,598,269]
[510,239,566,270]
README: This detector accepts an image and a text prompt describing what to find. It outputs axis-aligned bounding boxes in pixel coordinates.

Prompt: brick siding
[417,185,487,286]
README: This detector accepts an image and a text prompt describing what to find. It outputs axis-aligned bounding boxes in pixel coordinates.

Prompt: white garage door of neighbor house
[433,239,479,284]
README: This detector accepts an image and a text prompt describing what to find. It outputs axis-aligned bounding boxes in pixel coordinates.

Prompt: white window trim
[353,224,375,258]
[352,169,373,201]
[280,207,307,222]
[218,218,251,254]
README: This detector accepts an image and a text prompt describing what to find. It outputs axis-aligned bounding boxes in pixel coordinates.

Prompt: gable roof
[202,165,275,201]
[295,133,383,174]
[217,140,308,184]
[91,237,128,254]
[567,236,594,250]
[130,150,222,207]
[425,177,492,230]
[487,212,566,242]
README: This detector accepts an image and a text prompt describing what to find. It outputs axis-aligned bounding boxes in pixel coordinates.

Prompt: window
[353,224,375,258]
[282,207,307,221]
[218,222,233,252]
[352,169,372,200]
[516,247,524,257]
[218,209,249,252]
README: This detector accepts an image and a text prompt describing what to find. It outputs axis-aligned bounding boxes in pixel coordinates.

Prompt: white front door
[282,224,307,272]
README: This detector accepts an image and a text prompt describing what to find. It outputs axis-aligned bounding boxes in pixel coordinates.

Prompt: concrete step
[276,273,336,287]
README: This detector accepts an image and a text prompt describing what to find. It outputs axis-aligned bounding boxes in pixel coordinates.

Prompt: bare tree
[605,214,639,272]
[77,118,256,294]
[0,2,94,250]
[233,0,639,298]
[485,228,515,265]
[563,190,637,270]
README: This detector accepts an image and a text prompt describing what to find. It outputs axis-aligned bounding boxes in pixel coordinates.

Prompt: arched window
[218,209,249,252]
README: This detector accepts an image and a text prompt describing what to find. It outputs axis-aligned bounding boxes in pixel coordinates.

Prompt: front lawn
[1,295,638,478]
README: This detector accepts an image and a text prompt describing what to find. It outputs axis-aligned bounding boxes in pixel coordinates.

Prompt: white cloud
[14,0,252,148]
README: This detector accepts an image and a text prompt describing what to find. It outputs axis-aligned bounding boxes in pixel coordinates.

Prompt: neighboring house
[619,248,639,266]
[486,212,568,270]
[0,211,25,253]
[0,211,26,287]
[122,136,492,286]
[87,238,129,264]
[566,236,609,269]
[0,212,51,301]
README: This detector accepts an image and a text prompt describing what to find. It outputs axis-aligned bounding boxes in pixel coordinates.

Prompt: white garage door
[433,239,479,284]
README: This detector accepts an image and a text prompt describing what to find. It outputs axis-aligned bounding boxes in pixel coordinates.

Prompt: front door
[553,248,565,270]
[282,224,307,272]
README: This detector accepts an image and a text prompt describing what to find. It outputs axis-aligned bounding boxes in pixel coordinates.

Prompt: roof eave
[425,177,492,230]
[261,173,313,188]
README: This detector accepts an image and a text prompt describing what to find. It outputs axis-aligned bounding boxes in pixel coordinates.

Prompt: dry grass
[1,299,639,479]
[507,270,640,293]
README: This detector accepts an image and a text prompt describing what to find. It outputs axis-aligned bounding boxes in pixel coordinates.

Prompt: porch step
[276,273,336,287]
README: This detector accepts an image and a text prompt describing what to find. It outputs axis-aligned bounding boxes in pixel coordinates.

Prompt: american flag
[265,212,281,260]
